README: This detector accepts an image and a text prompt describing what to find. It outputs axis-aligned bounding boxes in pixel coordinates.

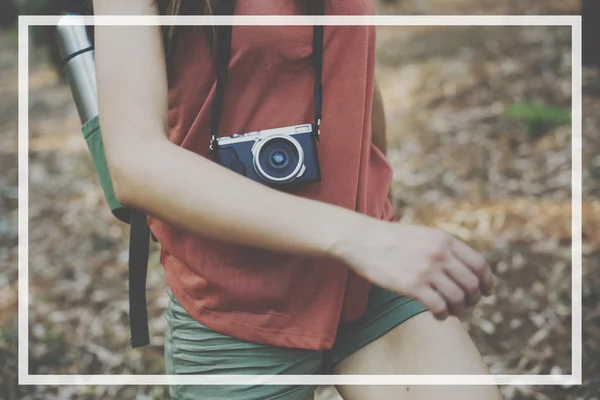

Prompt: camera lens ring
[252,134,304,184]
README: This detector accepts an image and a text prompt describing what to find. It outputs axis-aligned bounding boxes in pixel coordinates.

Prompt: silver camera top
[216,124,312,146]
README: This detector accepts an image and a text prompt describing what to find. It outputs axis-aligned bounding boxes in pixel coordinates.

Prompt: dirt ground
[1,0,599,399]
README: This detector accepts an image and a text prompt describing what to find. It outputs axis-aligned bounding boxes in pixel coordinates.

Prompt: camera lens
[269,150,289,168]
[254,135,304,183]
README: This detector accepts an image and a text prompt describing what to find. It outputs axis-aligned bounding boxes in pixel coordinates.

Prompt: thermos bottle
[55,16,98,124]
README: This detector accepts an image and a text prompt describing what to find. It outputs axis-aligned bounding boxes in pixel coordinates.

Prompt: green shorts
[165,285,427,400]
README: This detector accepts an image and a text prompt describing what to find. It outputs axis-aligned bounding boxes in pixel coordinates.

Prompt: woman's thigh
[332,312,503,400]
[165,288,321,400]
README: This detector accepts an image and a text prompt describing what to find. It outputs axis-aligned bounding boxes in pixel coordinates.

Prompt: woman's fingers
[430,273,466,313]
[449,238,494,296]
[416,286,448,320]
[443,257,481,308]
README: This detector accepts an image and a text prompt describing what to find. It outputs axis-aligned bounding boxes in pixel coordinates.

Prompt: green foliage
[507,101,571,139]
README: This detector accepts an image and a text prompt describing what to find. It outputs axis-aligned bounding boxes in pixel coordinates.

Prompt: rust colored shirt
[148,0,395,350]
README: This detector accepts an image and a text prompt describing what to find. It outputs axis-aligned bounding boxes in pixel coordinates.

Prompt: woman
[93,1,503,399]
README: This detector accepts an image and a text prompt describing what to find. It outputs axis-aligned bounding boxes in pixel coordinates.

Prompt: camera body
[215,124,321,186]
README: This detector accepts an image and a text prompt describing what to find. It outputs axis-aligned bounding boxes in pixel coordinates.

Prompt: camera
[215,124,321,186]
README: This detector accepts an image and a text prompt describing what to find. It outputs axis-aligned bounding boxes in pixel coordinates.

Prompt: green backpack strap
[81,116,151,348]
[81,116,129,223]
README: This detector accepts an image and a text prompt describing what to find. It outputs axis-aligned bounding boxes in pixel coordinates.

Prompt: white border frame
[19,15,582,387]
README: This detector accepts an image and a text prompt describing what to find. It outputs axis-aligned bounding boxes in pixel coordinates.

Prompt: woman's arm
[93,0,494,319]
[94,0,365,258]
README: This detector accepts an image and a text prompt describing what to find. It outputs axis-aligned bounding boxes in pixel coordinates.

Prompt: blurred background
[1,0,599,399]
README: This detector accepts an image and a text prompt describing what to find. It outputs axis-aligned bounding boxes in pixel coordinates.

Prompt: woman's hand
[330,220,495,320]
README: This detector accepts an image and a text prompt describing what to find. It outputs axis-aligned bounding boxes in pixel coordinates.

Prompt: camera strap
[210,5,325,150]
[313,2,324,139]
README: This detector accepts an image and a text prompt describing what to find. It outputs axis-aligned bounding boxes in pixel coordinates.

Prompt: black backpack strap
[129,209,151,348]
